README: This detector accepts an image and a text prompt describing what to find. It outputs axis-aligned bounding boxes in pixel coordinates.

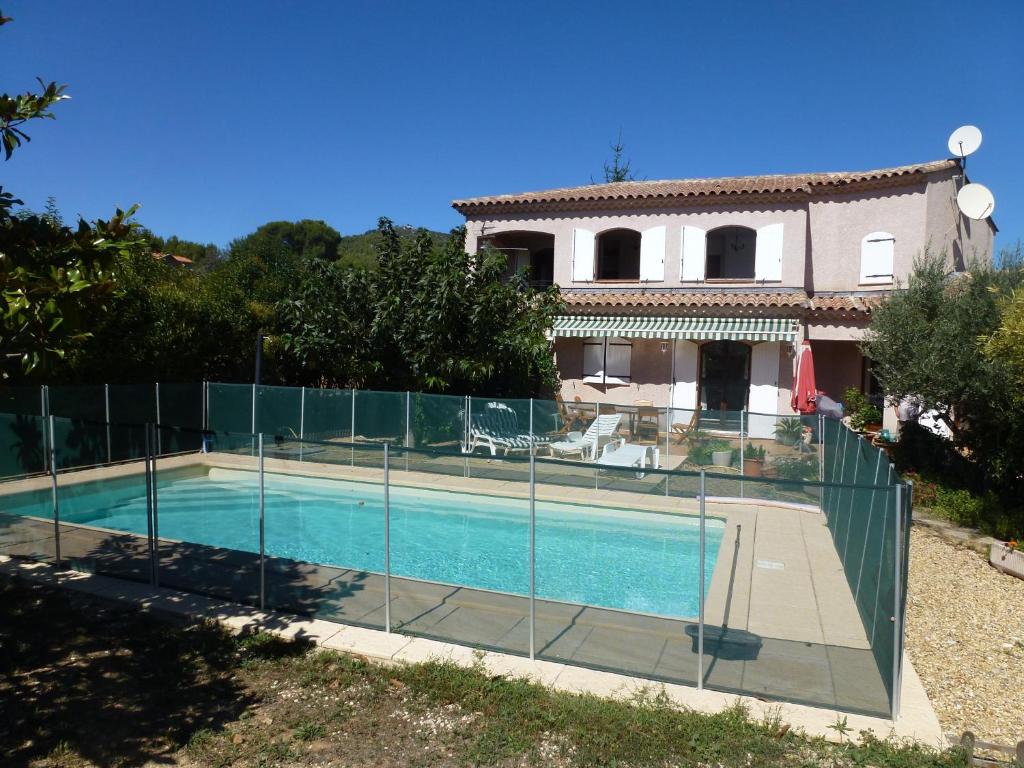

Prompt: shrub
[843,387,882,431]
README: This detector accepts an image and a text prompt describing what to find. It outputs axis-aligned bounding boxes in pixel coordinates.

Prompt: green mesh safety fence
[0,386,45,416]
[255,385,303,438]
[0,412,46,479]
[208,383,254,434]
[353,389,406,445]
[300,387,352,442]
[409,392,464,451]
[820,416,903,711]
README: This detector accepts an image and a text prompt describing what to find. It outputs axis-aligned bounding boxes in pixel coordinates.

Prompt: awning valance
[552,315,799,343]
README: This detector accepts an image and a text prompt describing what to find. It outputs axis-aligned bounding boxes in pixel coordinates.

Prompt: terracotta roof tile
[453,159,957,213]
[560,289,885,316]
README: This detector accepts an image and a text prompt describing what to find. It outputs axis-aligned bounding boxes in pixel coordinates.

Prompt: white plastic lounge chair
[467,402,551,456]
[548,413,622,461]
[597,440,660,478]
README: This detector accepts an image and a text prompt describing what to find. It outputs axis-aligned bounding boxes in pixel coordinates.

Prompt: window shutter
[860,232,895,284]
[754,223,784,282]
[572,228,596,282]
[582,337,604,381]
[748,342,780,438]
[639,225,666,281]
[680,225,706,281]
[605,338,632,383]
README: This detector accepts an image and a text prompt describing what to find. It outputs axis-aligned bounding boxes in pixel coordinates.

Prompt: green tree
[277,218,563,395]
[0,10,146,380]
[598,131,637,183]
[862,251,1024,497]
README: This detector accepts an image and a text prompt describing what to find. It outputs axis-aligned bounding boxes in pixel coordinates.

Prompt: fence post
[258,433,265,610]
[144,422,156,587]
[818,413,825,510]
[739,410,745,499]
[698,468,706,690]
[892,482,904,721]
[150,423,160,589]
[529,398,534,455]
[299,386,305,463]
[202,380,208,431]
[464,396,471,478]
[664,404,670,492]
[48,414,61,570]
[384,443,392,633]
[350,388,356,467]
[41,385,49,473]
[105,383,112,464]
[529,451,537,660]
[405,391,411,473]
[155,382,162,456]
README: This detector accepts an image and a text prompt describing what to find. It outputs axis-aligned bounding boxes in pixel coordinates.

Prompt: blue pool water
[18,468,724,617]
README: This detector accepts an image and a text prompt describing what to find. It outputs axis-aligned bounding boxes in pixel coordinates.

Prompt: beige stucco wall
[923,171,995,272]
[554,337,797,417]
[467,203,808,290]
[805,184,930,291]
[810,340,863,403]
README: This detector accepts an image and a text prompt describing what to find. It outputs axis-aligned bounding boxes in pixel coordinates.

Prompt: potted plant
[710,439,734,468]
[743,443,766,477]
[989,538,1024,581]
[844,387,883,433]
[773,418,804,447]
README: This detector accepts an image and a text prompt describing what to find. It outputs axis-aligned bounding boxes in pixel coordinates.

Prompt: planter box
[989,543,1024,580]
[712,449,734,468]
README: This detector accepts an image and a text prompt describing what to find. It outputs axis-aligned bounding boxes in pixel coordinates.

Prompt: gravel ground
[905,526,1024,745]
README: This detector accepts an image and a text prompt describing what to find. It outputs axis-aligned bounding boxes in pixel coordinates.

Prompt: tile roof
[560,289,885,316]
[453,159,958,213]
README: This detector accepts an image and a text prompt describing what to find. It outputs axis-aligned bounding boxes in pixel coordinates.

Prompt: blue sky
[2,1,1021,252]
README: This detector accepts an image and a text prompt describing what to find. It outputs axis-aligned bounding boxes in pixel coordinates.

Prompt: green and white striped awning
[552,315,799,342]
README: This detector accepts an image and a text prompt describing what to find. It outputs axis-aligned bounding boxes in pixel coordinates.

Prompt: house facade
[452,159,994,436]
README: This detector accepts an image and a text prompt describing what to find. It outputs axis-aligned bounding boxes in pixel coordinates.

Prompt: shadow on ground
[0,576,306,768]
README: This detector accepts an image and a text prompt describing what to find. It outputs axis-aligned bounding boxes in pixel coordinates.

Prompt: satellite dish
[956,183,995,220]
[948,125,982,158]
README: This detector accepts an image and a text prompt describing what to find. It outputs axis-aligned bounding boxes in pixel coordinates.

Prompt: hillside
[337,225,450,269]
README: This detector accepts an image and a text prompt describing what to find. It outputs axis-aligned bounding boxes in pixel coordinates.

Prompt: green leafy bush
[773,418,804,446]
[843,387,882,431]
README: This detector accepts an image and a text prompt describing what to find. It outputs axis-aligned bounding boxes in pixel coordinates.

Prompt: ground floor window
[583,336,632,384]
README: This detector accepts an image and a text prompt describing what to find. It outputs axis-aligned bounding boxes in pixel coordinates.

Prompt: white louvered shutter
[754,223,784,282]
[572,228,596,282]
[680,225,706,282]
[639,225,666,281]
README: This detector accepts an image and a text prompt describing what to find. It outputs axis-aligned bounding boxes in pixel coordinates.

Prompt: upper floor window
[860,232,895,285]
[706,226,757,280]
[595,229,641,281]
[480,231,555,288]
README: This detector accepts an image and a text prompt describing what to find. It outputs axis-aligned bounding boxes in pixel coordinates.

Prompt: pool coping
[0,555,944,748]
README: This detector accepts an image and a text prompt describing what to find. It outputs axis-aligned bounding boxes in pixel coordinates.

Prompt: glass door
[699,341,750,431]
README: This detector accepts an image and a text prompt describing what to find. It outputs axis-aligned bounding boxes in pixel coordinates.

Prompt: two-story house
[452,159,994,437]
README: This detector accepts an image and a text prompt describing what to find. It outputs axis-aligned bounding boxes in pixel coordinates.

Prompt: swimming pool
[5,467,724,617]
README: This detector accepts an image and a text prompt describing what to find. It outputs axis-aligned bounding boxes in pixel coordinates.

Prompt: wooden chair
[632,399,660,443]
[671,410,700,444]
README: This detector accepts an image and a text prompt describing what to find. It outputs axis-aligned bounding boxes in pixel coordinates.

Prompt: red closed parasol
[791,340,817,414]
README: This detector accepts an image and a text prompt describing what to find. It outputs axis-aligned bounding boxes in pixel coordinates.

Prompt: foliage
[743,442,765,461]
[597,130,637,183]
[844,386,883,431]
[770,454,819,482]
[144,230,221,268]
[686,431,732,465]
[982,277,1024,396]
[276,218,563,396]
[773,417,804,445]
[0,9,69,161]
[0,11,148,381]
[863,251,1024,516]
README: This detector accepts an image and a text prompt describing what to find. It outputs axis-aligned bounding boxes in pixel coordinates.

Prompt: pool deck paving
[0,450,939,741]
[0,554,943,746]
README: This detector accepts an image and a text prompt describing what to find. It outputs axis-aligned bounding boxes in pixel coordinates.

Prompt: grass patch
[0,573,967,768]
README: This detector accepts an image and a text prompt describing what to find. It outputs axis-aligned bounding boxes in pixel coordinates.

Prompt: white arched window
[860,232,895,284]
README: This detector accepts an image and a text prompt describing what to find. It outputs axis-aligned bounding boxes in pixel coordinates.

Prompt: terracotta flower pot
[743,458,763,477]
